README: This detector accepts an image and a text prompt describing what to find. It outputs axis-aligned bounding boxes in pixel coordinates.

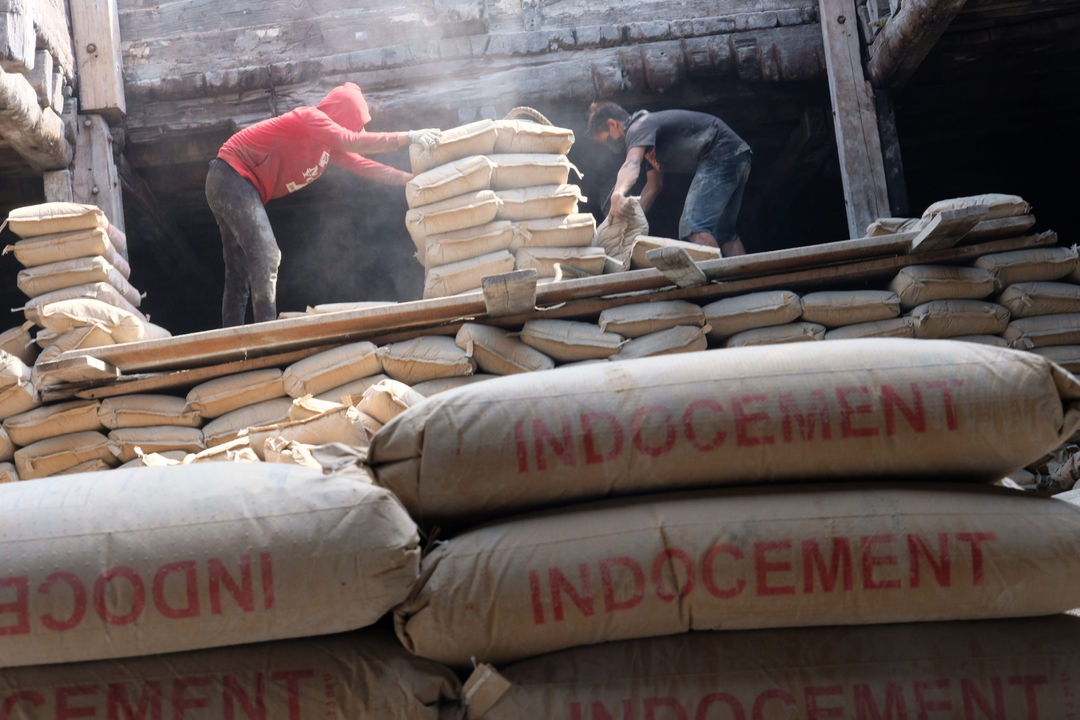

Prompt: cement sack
[98,394,202,429]
[489,153,580,190]
[7,202,108,237]
[1034,345,1080,372]
[244,406,371,460]
[315,373,390,404]
[955,334,1010,347]
[495,184,584,221]
[423,221,518,268]
[288,394,343,421]
[3,399,103,446]
[702,290,802,339]
[282,341,382,398]
[598,300,706,338]
[910,299,1011,338]
[406,155,494,208]
[725,322,825,347]
[889,264,996,309]
[519,319,625,362]
[0,322,37,365]
[369,339,1080,523]
[0,426,13,462]
[405,190,501,251]
[411,374,496,396]
[34,322,113,360]
[185,368,286,418]
[1005,313,1080,349]
[463,616,1080,720]
[358,379,427,424]
[13,430,116,479]
[57,458,113,474]
[0,461,420,667]
[184,438,258,465]
[120,449,188,468]
[455,323,555,375]
[396,483,1080,665]
[0,350,31,391]
[514,246,606,278]
[592,198,649,266]
[493,119,574,155]
[108,426,206,462]
[0,632,460,720]
[975,245,1080,289]
[106,223,127,256]
[799,289,901,327]
[630,235,722,269]
[4,226,123,268]
[379,336,476,385]
[425,250,515,299]
[17,256,138,304]
[21,282,143,326]
[865,216,922,236]
[35,299,150,343]
[202,397,294,447]
[516,213,596,249]
[0,375,38,421]
[263,437,320,467]
[999,281,1080,317]
[922,193,1031,220]
[610,325,709,361]
[0,462,17,482]
[824,316,915,340]
[410,119,498,174]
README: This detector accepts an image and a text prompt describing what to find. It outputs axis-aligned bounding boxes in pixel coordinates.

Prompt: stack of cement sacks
[0,203,172,481]
[0,457,463,718]
[405,118,600,298]
[369,337,1080,718]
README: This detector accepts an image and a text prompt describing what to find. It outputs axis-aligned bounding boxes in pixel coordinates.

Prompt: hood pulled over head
[317,82,372,130]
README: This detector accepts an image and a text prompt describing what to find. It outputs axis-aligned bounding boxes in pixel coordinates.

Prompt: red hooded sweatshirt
[216,83,409,204]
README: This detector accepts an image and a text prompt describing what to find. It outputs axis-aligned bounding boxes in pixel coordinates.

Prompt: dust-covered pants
[205,158,282,327]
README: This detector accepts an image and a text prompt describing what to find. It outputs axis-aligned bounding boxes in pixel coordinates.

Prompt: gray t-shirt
[624,109,749,174]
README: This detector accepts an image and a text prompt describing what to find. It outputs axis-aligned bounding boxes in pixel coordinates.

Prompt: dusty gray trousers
[205,158,282,326]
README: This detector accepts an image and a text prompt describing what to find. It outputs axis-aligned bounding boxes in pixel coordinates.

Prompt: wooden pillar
[866,0,966,89]
[0,0,35,73]
[43,169,73,202]
[875,89,909,217]
[69,0,125,117]
[72,114,124,230]
[819,0,890,238]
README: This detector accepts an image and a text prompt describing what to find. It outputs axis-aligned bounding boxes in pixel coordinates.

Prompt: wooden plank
[69,0,126,117]
[28,48,53,107]
[35,356,119,388]
[482,269,537,317]
[56,217,1040,375]
[34,0,75,80]
[42,168,73,202]
[43,345,332,402]
[866,0,966,89]
[0,0,35,73]
[908,205,988,253]
[72,114,124,230]
[0,70,72,170]
[819,0,891,238]
[646,247,708,288]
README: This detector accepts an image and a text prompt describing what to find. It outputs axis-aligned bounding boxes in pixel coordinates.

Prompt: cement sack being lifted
[462,616,1080,720]
[0,460,419,667]
[395,483,1080,666]
[409,119,498,174]
[493,120,574,155]
[369,339,1080,523]
[0,632,461,720]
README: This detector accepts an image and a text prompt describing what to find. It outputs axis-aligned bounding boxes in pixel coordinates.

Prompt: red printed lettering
[696,693,746,720]
[514,419,528,473]
[780,390,832,442]
[753,689,796,720]
[682,400,726,451]
[223,674,267,720]
[908,534,951,589]
[600,557,645,612]
[1008,675,1048,720]
[582,412,624,464]
[94,567,146,626]
[171,677,211,718]
[754,541,795,596]
[881,383,926,436]
[270,670,315,720]
[803,538,853,593]
[734,394,774,447]
[644,697,687,720]
[107,682,163,720]
[806,684,844,719]
[861,535,901,590]
[853,682,908,720]
[259,553,274,610]
[956,533,996,586]
[533,416,577,470]
[154,561,200,620]
[925,379,963,430]
[1,692,45,720]
[39,572,87,632]
[631,406,676,457]
[209,556,254,614]
[57,686,97,720]
[702,543,746,599]
[550,565,595,621]
[837,386,880,439]
[961,677,1004,720]
[529,570,546,625]
[0,576,29,636]
[914,678,952,718]
[651,549,695,602]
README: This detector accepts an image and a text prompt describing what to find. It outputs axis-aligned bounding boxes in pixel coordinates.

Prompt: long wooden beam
[866,0,967,89]
[0,68,72,170]
[45,216,1038,376]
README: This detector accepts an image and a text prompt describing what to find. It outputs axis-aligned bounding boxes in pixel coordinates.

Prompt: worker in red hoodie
[205,82,439,326]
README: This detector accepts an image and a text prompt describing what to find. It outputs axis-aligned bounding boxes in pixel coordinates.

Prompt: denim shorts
[679,150,752,245]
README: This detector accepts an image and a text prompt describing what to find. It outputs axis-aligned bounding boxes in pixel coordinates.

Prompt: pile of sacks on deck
[0,203,170,481]
[405,118,605,297]
[7,339,1080,718]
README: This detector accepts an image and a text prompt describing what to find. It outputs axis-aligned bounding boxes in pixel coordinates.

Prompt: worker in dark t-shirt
[587,102,752,256]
